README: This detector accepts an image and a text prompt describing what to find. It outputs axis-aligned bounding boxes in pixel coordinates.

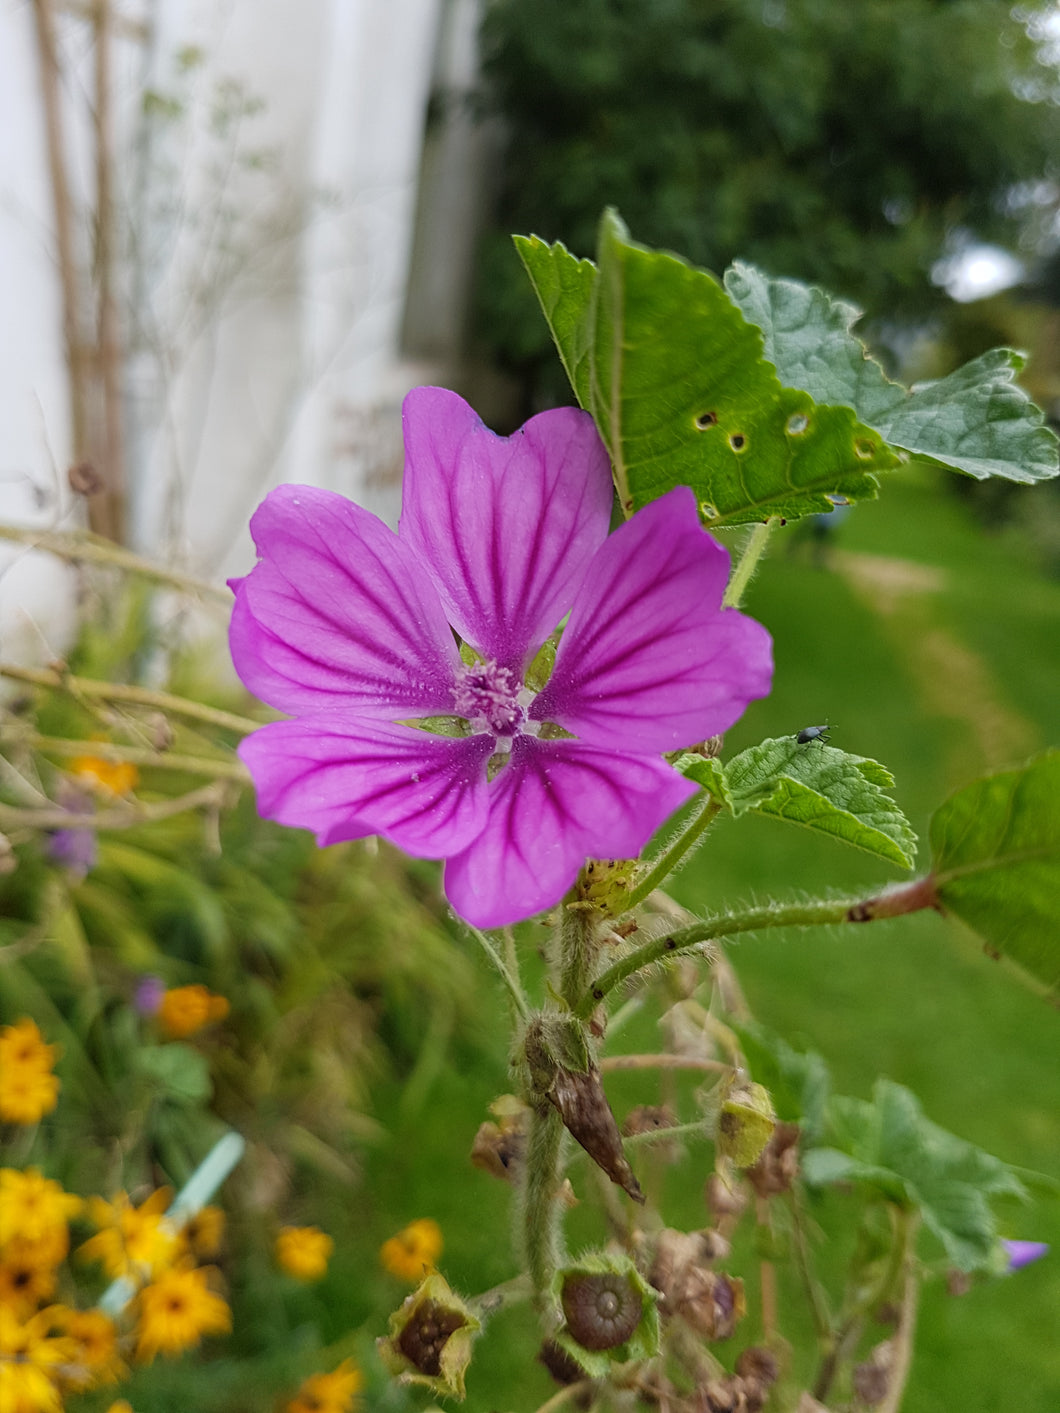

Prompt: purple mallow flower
[1001,1239,1049,1272]
[229,388,772,928]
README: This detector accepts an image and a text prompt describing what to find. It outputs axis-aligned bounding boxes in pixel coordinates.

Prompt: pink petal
[532,488,773,751]
[230,485,461,717]
[399,387,614,671]
[443,737,697,928]
[238,717,494,857]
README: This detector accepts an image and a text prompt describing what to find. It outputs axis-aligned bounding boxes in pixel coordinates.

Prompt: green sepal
[398,715,472,738]
[716,1079,776,1168]
[551,1252,660,1377]
[377,1270,482,1401]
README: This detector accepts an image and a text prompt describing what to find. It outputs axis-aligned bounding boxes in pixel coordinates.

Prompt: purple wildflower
[1000,1239,1049,1272]
[135,974,167,1016]
[229,387,772,928]
[46,784,97,878]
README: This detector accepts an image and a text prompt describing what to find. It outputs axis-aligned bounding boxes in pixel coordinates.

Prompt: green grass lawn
[289,467,1060,1413]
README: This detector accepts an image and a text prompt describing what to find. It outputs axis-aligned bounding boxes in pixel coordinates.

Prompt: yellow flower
[53,1308,127,1391]
[0,1249,57,1316]
[0,1020,61,1125]
[379,1218,443,1282]
[179,1204,225,1259]
[0,1305,76,1413]
[78,1188,178,1281]
[0,1169,82,1249]
[71,754,139,796]
[285,1359,363,1413]
[275,1226,333,1282]
[106,1403,136,1413]
[134,1263,231,1363]
[156,985,230,1039]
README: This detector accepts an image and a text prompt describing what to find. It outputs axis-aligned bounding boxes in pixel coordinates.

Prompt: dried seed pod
[549,1064,645,1203]
[747,1121,801,1198]
[396,1299,467,1376]
[706,1171,749,1224]
[538,1338,587,1387]
[561,1270,644,1351]
[734,1346,779,1389]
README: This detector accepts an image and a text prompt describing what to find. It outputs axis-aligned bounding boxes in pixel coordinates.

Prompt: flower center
[453,660,527,737]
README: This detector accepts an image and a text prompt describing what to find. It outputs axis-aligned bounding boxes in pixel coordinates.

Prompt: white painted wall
[0,0,478,665]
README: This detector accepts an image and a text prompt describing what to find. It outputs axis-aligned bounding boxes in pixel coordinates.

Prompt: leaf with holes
[722,736,916,868]
[518,211,898,525]
[930,750,1060,998]
[725,262,1059,485]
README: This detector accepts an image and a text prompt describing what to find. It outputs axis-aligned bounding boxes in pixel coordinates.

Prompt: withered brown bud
[68,461,104,496]
[470,1120,524,1180]
[747,1122,801,1198]
[396,1299,468,1376]
[734,1346,779,1389]
[706,1171,749,1223]
[549,1065,644,1203]
[702,1377,737,1412]
[623,1103,678,1138]
[852,1339,894,1406]
[650,1229,744,1340]
[538,1338,588,1387]
[946,1269,973,1297]
[561,1271,644,1352]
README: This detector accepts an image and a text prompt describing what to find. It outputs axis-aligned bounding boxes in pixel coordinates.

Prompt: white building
[0,0,487,664]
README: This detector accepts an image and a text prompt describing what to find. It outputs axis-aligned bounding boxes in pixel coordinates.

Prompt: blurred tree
[475,0,1060,406]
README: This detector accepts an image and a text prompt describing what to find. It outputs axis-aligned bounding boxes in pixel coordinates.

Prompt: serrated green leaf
[514,234,595,410]
[930,750,1060,997]
[591,211,897,524]
[725,262,1059,485]
[723,736,916,868]
[673,752,731,808]
[804,1080,1026,1272]
[136,1043,212,1104]
[517,215,899,525]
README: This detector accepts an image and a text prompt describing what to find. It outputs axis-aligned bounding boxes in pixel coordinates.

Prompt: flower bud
[378,1271,480,1400]
[716,1081,776,1169]
[576,858,638,917]
[470,1095,528,1182]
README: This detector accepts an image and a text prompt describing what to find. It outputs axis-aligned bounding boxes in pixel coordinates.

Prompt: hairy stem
[521,1102,565,1303]
[575,881,937,1018]
[623,796,722,913]
[723,518,778,608]
[0,663,261,735]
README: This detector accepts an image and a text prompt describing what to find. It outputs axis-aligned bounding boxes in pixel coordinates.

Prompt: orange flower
[0,1020,61,1125]
[71,754,139,796]
[78,1188,178,1281]
[156,985,230,1039]
[285,1359,363,1413]
[275,1226,333,1282]
[379,1218,443,1282]
[134,1264,231,1362]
